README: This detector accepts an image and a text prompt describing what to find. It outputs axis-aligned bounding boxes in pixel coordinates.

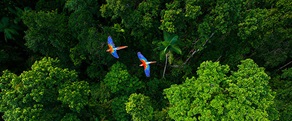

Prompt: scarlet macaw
[137,52,156,77]
[106,36,128,58]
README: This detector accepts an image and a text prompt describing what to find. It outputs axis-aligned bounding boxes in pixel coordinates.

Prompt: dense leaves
[273,68,292,120]
[22,11,72,62]
[103,62,143,96]
[111,96,130,121]
[0,57,87,120]
[0,0,291,120]
[58,81,90,113]
[126,93,154,121]
[164,59,277,120]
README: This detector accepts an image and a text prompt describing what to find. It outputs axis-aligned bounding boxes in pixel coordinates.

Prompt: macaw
[106,36,128,58]
[137,52,156,77]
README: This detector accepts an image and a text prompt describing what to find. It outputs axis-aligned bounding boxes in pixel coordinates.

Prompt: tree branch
[216,55,222,62]
[183,32,215,65]
[162,53,168,78]
[277,60,292,71]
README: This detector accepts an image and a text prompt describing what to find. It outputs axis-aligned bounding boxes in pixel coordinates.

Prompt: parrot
[137,52,156,77]
[106,36,128,58]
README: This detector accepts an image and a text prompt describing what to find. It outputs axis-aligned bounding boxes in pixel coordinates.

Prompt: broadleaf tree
[0,0,291,120]
[164,59,278,121]
[126,93,154,121]
[0,57,90,121]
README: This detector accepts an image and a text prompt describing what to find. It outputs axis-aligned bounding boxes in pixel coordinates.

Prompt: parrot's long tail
[116,46,128,50]
[149,61,156,64]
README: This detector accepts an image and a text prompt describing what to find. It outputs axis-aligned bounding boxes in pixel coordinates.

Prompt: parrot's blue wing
[108,36,115,48]
[144,65,150,77]
[111,50,119,58]
[137,52,148,62]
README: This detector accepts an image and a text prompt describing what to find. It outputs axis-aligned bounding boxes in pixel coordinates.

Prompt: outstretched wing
[107,36,115,48]
[137,52,148,62]
[144,65,150,77]
[111,50,119,58]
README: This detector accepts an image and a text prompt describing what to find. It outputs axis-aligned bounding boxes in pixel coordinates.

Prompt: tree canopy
[0,0,291,120]
[164,59,277,120]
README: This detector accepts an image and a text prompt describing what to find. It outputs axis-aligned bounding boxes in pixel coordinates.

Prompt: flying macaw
[137,52,156,77]
[106,36,128,58]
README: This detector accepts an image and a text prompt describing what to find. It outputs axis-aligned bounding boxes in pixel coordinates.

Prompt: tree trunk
[163,53,168,78]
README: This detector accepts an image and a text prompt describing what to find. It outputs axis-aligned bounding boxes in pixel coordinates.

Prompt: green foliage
[157,31,182,62]
[90,82,110,104]
[0,6,27,41]
[153,108,172,121]
[252,0,292,68]
[64,0,109,80]
[61,113,81,121]
[87,82,112,121]
[164,59,277,120]
[0,0,291,120]
[126,93,153,121]
[103,62,143,95]
[100,0,161,49]
[144,78,170,110]
[58,81,90,112]
[155,31,183,78]
[0,57,88,120]
[0,70,15,92]
[274,68,292,120]
[65,0,100,13]
[22,10,72,60]
[159,0,183,33]
[0,17,19,41]
[227,59,277,120]
[36,0,66,11]
[111,96,131,121]
[0,2,32,74]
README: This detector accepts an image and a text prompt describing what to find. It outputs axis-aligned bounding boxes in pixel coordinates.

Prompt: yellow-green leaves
[126,93,153,121]
[103,62,143,95]
[164,59,276,120]
[58,81,90,112]
[185,4,201,19]
[0,57,89,120]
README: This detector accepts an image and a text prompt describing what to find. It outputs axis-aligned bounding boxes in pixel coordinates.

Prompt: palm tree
[157,31,182,78]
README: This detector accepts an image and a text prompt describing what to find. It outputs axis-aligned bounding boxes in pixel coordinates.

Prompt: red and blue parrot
[137,52,156,77]
[106,36,128,58]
